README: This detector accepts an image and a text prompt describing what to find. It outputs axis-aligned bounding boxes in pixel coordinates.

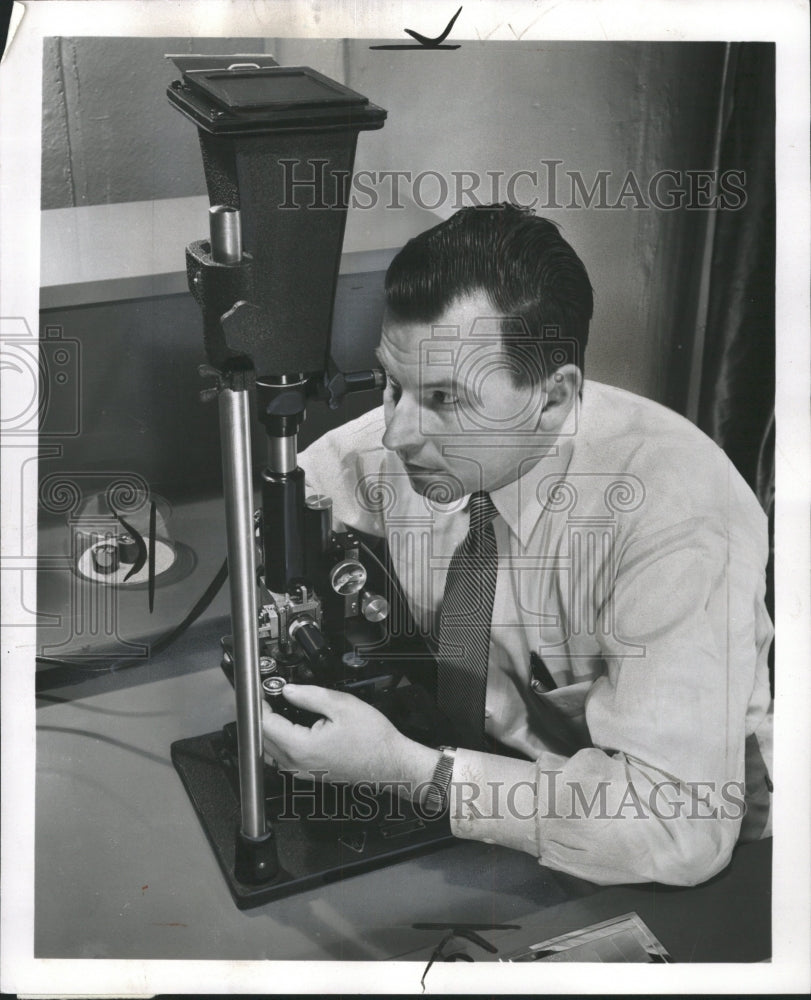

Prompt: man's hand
[262,684,440,795]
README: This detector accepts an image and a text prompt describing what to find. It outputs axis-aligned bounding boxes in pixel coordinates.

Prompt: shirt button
[484,708,492,719]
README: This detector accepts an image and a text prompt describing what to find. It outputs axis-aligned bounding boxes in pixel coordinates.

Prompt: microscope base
[171,688,457,908]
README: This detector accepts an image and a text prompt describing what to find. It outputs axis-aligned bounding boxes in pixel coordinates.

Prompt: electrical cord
[37,539,406,688]
[358,537,411,613]
[35,558,228,686]
[358,536,434,652]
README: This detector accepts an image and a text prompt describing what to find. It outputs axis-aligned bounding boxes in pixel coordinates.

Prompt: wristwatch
[421,746,457,815]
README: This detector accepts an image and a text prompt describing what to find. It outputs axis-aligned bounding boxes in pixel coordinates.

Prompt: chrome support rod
[209,205,243,264]
[218,386,267,839]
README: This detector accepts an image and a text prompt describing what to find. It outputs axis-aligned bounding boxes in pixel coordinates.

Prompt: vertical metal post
[219,385,267,839]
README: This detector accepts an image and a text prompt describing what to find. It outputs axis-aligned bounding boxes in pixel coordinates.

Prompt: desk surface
[35,622,771,963]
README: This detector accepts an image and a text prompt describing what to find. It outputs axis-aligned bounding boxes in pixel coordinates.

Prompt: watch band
[421,747,457,815]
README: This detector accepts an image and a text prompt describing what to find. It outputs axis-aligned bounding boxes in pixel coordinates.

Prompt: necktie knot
[467,491,498,534]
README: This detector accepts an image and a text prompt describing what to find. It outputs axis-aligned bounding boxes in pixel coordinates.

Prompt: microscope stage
[171,684,457,907]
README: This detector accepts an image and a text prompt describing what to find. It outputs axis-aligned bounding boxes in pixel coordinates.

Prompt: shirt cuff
[448,749,539,856]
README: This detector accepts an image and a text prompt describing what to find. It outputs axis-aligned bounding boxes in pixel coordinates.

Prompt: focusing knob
[361,591,389,623]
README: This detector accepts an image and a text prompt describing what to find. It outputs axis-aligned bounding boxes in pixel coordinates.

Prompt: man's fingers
[281,683,343,717]
[262,701,298,745]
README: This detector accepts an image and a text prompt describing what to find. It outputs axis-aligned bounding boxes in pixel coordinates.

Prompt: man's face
[376,290,550,499]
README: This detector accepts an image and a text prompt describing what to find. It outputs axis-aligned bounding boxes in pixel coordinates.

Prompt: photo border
[1,1,808,994]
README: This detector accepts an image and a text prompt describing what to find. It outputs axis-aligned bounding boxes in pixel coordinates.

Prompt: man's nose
[382,393,423,453]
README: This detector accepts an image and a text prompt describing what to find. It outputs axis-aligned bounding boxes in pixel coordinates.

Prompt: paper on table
[503,912,672,963]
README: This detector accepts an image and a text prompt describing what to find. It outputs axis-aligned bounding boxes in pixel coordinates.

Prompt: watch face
[438,746,457,754]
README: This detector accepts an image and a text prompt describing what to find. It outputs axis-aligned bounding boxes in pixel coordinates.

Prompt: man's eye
[430,389,459,407]
[387,379,402,403]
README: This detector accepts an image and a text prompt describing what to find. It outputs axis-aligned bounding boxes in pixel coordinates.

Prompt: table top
[35,618,771,964]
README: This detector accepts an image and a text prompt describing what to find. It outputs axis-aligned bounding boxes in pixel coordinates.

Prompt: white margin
[1,0,808,995]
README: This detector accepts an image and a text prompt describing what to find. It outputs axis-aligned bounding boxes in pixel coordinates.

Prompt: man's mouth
[401,460,440,475]
[399,459,466,501]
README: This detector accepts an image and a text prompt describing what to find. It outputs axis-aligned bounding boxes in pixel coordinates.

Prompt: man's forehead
[382,289,496,334]
[379,291,512,366]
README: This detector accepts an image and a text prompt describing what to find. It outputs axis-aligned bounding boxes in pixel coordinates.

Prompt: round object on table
[92,542,120,575]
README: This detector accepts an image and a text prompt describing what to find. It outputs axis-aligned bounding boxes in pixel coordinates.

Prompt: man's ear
[539,364,582,432]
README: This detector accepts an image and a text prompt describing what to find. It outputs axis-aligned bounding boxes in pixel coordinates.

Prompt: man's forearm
[448,748,540,854]
[447,747,743,886]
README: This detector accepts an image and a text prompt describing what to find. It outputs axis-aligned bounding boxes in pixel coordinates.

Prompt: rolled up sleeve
[450,516,769,886]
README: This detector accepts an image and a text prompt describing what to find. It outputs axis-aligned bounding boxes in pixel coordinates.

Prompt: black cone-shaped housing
[168,59,387,377]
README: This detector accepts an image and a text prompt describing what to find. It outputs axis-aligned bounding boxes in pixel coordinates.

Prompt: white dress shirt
[299,379,774,886]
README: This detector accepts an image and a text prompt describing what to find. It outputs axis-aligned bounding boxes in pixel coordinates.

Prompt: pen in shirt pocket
[530,651,558,692]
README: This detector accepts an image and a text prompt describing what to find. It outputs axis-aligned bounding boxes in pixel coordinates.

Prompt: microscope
[166,55,456,907]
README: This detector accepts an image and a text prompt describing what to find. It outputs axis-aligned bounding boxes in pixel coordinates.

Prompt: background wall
[41,36,267,208]
[36,36,742,663]
[40,37,728,505]
[344,40,724,405]
[42,37,724,406]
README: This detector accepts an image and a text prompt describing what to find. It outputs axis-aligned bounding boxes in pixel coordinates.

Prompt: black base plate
[171,685,457,907]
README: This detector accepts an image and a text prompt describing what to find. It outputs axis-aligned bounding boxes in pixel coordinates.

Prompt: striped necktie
[436,491,499,750]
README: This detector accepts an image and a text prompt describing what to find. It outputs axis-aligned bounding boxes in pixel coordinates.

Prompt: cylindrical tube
[117,533,140,564]
[92,542,119,575]
[219,386,267,839]
[268,435,297,474]
[261,467,306,592]
[289,616,334,683]
[305,494,332,545]
[209,205,242,265]
[303,494,332,580]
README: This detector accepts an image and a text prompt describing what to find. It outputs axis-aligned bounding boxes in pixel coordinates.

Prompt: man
[262,204,773,886]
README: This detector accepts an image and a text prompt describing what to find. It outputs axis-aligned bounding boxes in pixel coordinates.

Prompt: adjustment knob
[361,591,389,623]
[330,559,367,596]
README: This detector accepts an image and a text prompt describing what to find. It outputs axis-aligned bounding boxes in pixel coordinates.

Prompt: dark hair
[384,203,593,385]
